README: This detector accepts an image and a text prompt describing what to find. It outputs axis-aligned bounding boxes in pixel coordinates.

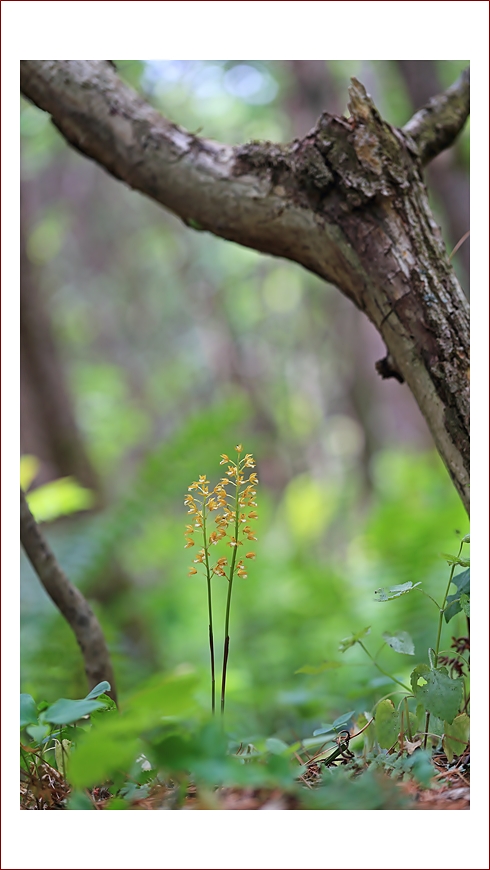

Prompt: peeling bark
[20,61,469,513]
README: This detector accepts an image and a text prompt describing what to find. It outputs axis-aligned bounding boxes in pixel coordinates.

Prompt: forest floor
[21,749,469,810]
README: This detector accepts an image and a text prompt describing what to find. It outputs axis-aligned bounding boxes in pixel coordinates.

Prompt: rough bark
[20,60,470,513]
[398,61,469,294]
[20,489,117,702]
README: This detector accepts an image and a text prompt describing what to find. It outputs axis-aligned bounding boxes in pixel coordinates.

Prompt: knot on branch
[375,354,405,384]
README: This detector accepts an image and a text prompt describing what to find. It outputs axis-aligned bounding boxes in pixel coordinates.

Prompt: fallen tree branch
[20,489,117,703]
[19,61,469,512]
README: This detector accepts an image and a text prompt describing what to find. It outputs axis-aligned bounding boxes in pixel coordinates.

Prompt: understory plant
[307,533,470,767]
[184,445,258,714]
[20,458,469,809]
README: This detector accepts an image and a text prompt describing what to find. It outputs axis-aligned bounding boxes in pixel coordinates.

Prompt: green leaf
[42,697,106,725]
[441,553,470,568]
[375,700,400,749]
[374,582,421,601]
[265,737,289,755]
[339,627,370,652]
[410,665,463,724]
[382,630,415,655]
[443,713,470,762]
[68,671,198,788]
[332,711,356,731]
[444,568,470,622]
[295,661,340,674]
[20,694,38,728]
[312,724,335,737]
[85,681,111,700]
[26,723,49,743]
[26,477,95,522]
[459,592,470,617]
[407,749,436,788]
[451,568,470,594]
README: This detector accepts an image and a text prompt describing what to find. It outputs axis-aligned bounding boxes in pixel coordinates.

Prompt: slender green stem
[434,543,463,666]
[358,641,411,693]
[404,697,412,741]
[201,507,215,715]
[423,540,464,749]
[221,454,242,715]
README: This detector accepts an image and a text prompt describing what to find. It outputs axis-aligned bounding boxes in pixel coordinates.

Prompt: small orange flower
[245,552,256,559]
[235,444,243,452]
[188,567,198,575]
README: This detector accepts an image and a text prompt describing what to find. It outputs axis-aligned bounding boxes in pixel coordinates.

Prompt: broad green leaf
[150,733,195,772]
[451,569,470,594]
[26,723,49,743]
[459,593,470,617]
[42,697,106,725]
[332,711,356,731]
[85,681,111,700]
[120,670,198,730]
[410,664,463,724]
[302,735,336,750]
[374,582,421,602]
[382,630,415,655]
[357,713,375,749]
[339,627,370,652]
[295,661,340,675]
[26,477,95,522]
[69,727,141,789]
[68,671,198,788]
[375,700,400,749]
[312,724,335,737]
[443,713,470,762]
[444,568,470,623]
[20,455,40,491]
[20,694,38,728]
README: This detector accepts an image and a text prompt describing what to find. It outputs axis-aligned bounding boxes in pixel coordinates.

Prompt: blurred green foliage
[21,61,469,745]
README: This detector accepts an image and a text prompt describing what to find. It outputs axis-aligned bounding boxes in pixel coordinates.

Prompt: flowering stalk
[185,445,258,717]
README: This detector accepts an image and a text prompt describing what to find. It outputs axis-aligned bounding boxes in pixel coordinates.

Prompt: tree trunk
[20,214,102,495]
[19,60,470,513]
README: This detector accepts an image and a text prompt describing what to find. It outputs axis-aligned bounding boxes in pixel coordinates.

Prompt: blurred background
[20,60,469,739]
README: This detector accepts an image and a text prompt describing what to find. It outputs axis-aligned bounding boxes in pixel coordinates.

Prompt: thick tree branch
[402,67,470,166]
[20,489,117,702]
[20,61,469,512]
